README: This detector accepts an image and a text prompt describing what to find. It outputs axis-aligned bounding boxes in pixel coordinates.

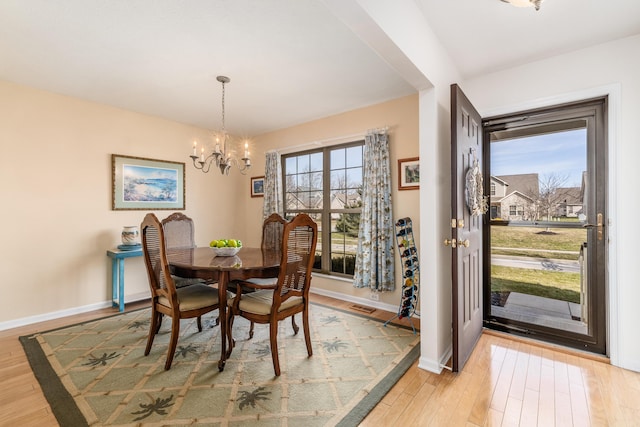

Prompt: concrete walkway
[491,292,587,335]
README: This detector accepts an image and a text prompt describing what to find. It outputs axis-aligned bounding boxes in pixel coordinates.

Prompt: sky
[491,128,587,188]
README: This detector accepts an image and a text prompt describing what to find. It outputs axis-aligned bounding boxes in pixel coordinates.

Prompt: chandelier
[190,76,251,175]
[500,0,543,11]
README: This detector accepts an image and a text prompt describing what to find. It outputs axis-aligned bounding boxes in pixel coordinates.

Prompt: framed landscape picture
[112,154,185,210]
[398,157,419,190]
[251,176,265,197]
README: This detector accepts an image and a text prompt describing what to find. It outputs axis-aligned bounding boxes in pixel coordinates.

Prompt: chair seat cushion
[243,277,277,286]
[229,289,303,315]
[159,284,226,311]
[171,275,208,288]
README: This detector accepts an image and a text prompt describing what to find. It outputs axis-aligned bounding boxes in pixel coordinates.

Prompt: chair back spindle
[262,213,287,251]
[162,212,197,250]
[142,214,176,298]
[275,215,317,304]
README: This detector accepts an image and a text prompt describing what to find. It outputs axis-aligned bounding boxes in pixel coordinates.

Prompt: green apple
[228,239,238,247]
[209,240,218,247]
[216,240,226,248]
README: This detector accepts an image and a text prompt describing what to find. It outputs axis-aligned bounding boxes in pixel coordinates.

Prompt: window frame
[281,140,364,277]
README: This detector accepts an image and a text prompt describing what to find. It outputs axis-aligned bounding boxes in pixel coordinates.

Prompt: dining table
[166,246,281,371]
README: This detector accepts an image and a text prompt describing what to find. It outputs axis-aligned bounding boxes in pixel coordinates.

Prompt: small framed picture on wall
[398,157,419,190]
[251,176,265,197]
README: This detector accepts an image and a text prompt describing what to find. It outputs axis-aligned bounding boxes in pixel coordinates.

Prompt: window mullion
[322,148,331,272]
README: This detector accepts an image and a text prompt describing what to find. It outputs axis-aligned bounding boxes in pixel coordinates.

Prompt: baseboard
[3,288,403,333]
[418,355,443,374]
[0,291,150,332]
[310,287,401,314]
[0,301,112,331]
[417,344,452,374]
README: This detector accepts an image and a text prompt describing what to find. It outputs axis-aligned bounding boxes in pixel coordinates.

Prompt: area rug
[20,303,420,426]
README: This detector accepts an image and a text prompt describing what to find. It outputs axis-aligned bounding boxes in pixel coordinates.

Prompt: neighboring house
[489,174,539,221]
[490,173,585,221]
[555,187,583,218]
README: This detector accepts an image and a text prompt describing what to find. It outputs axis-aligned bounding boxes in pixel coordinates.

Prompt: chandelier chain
[221,79,226,133]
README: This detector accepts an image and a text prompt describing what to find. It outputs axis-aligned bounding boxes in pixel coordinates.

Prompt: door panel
[483,97,607,354]
[451,84,484,372]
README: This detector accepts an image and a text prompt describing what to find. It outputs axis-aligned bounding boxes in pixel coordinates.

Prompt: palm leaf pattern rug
[20,303,419,426]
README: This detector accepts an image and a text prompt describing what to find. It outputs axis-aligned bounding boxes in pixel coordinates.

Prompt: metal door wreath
[465,156,488,216]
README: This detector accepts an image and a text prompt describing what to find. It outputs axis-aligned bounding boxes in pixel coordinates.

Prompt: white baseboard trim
[418,356,443,374]
[418,345,452,374]
[4,288,410,333]
[310,287,400,314]
[0,301,112,331]
[0,292,150,332]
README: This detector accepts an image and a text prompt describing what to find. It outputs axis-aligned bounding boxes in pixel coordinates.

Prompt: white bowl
[210,246,241,257]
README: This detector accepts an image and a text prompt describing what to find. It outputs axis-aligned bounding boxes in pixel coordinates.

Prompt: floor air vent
[349,304,376,314]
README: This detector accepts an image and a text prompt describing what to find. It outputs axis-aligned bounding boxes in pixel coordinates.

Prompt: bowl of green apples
[209,239,242,256]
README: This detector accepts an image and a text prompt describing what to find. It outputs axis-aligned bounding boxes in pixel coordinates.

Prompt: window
[509,205,516,216]
[490,182,496,196]
[283,141,364,277]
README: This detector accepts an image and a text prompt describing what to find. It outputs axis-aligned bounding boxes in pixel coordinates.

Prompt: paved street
[491,255,580,273]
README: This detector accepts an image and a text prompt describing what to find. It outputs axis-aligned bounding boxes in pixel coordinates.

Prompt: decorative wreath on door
[465,157,488,216]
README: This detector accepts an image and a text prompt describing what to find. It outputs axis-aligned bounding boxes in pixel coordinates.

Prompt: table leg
[218,271,229,371]
[111,259,118,309]
[118,259,125,312]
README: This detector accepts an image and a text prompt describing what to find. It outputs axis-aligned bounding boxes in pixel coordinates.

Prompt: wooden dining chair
[141,213,222,370]
[230,212,287,338]
[226,213,318,376]
[162,212,212,288]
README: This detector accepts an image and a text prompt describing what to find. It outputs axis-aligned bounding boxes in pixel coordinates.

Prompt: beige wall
[0,80,418,326]
[237,94,420,309]
[0,80,248,325]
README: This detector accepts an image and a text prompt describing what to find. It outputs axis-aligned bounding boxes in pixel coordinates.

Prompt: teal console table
[107,247,143,312]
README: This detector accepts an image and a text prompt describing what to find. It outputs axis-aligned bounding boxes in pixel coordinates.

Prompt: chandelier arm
[190,152,223,174]
[227,156,252,175]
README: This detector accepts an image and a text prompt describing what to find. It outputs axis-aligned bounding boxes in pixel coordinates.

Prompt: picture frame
[112,154,185,210]
[398,157,420,190]
[251,176,265,197]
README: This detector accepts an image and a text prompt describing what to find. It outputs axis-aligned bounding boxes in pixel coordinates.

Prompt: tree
[335,188,362,237]
[534,173,575,231]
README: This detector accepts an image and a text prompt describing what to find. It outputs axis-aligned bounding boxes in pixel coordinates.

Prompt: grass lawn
[491,225,586,261]
[491,265,581,304]
[491,225,585,303]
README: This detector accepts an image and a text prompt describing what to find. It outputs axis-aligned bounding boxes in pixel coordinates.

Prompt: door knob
[444,239,457,248]
[458,239,470,248]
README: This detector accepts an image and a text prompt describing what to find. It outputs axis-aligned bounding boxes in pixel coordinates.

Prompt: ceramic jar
[121,225,140,246]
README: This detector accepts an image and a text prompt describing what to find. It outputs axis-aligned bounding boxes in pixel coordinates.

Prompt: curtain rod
[270,126,389,155]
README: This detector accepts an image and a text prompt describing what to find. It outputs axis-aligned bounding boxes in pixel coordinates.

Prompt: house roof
[556,187,582,205]
[495,174,539,199]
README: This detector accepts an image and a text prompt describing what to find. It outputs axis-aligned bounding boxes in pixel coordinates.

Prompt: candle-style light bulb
[244,142,249,158]
[200,147,205,162]
[192,141,197,156]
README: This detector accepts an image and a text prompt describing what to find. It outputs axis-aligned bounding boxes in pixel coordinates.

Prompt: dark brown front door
[450,84,484,372]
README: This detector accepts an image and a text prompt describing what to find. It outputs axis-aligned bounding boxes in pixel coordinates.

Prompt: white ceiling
[1,0,639,136]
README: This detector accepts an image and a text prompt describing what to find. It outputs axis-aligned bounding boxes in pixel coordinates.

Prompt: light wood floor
[1,295,639,426]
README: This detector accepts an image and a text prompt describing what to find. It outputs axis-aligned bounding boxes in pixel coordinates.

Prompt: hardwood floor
[1,295,639,426]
